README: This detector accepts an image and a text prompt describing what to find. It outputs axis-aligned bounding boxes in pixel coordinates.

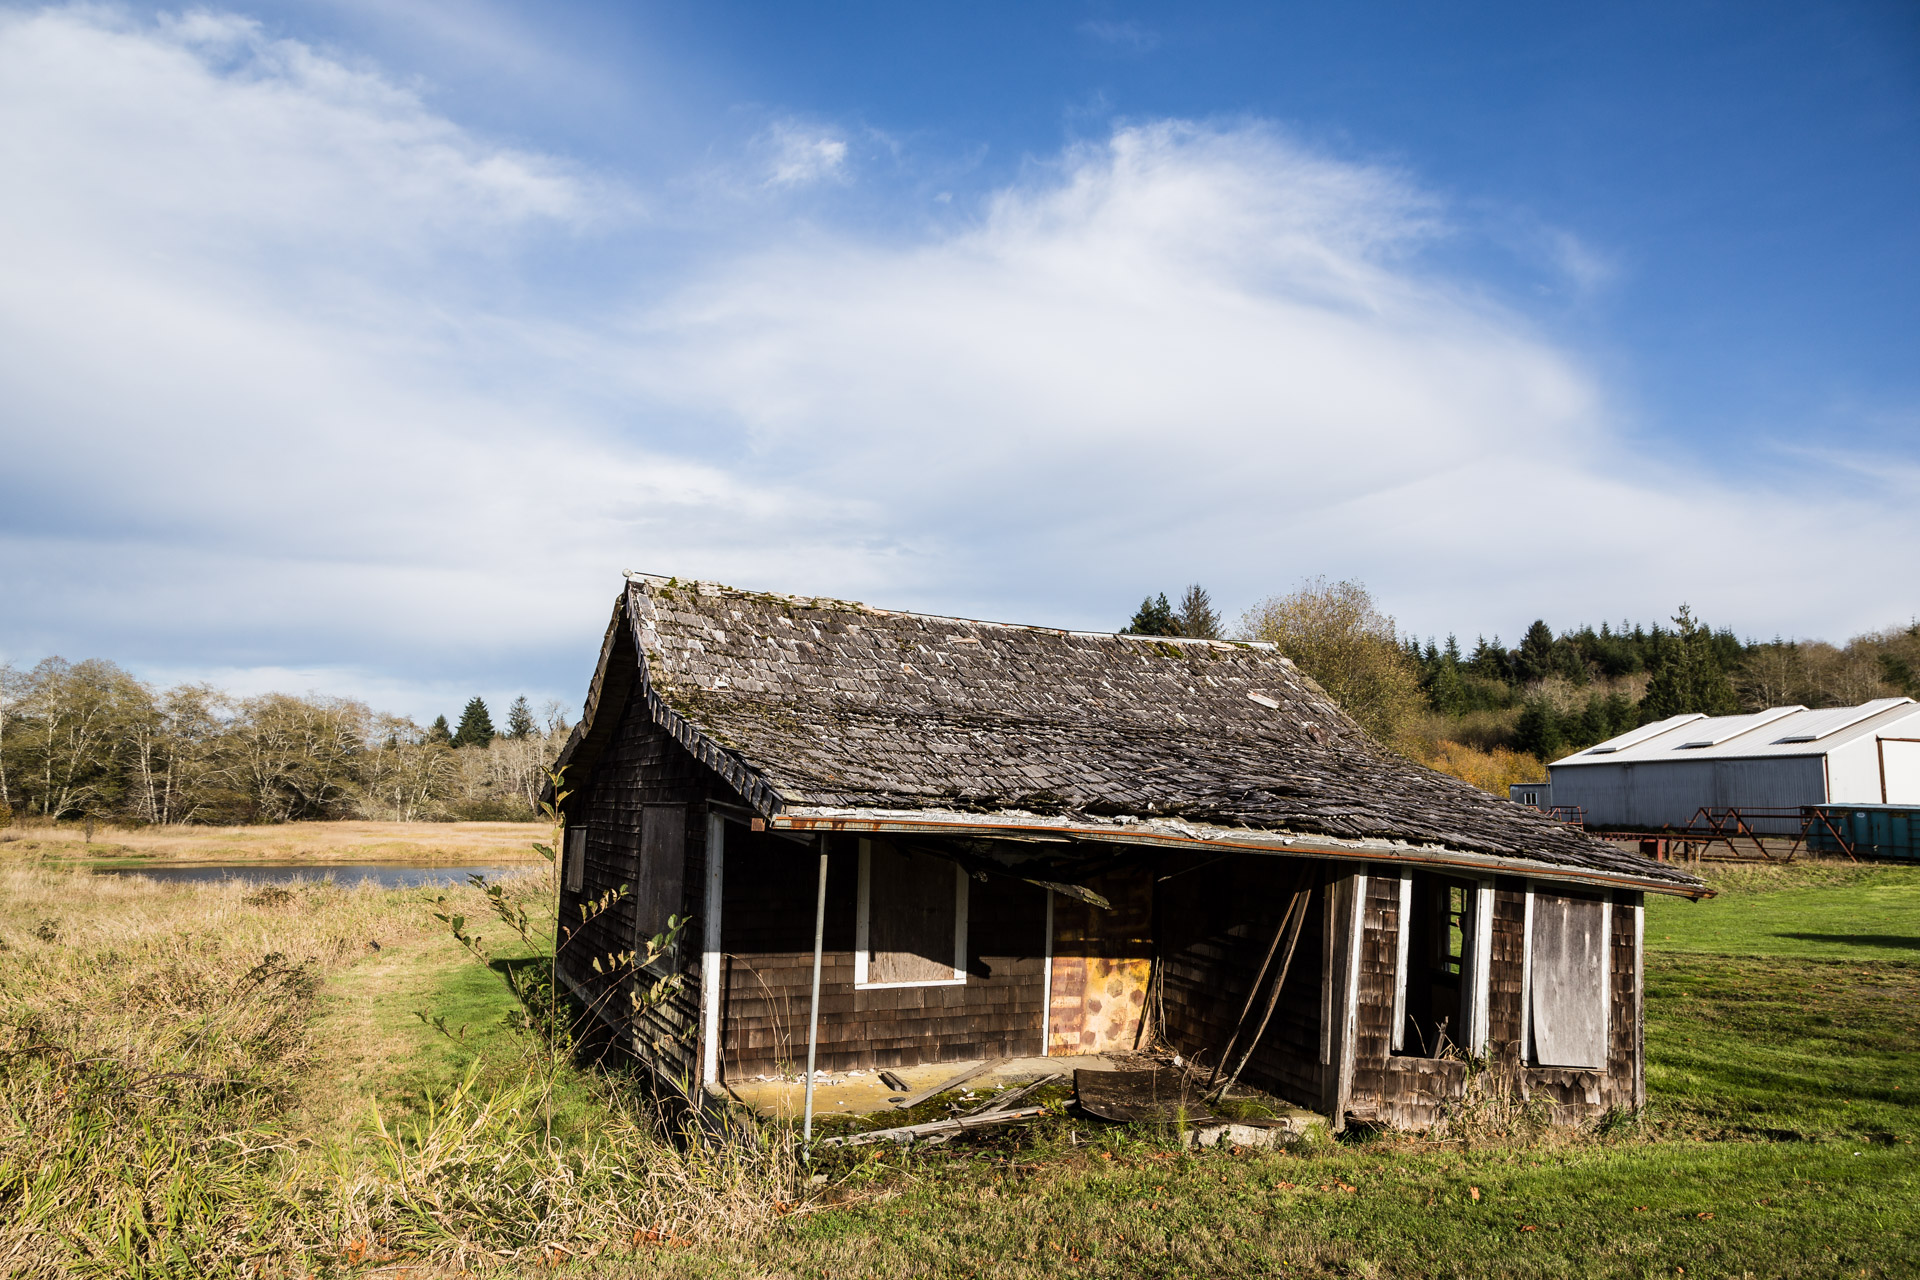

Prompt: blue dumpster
[1806,804,1920,862]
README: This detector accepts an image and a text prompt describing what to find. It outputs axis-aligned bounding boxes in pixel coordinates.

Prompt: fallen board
[890,1059,1002,1110]
[819,1106,1048,1147]
[1074,1068,1217,1124]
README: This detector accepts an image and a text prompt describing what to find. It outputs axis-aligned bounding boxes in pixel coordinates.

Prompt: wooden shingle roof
[562,574,1703,894]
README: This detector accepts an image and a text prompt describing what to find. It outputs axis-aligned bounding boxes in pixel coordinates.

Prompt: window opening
[564,827,586,894]
[855,839,967,989]
[634,805,686,975]
[1395,871,1473,1058]
[1527,890,1609,1069]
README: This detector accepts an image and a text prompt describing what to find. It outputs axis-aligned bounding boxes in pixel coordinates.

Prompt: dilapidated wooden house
[550,575,1706,1130]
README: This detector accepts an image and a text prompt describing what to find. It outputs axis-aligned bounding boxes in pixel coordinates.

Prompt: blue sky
[0,1,1914,723]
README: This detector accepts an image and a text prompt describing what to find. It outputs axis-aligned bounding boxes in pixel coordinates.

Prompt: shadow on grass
[1772,932,1920,951]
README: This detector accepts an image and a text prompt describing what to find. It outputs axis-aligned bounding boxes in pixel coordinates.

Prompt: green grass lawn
[596,861,1920,1280]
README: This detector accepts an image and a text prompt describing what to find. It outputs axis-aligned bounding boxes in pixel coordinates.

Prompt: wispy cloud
[759,119,850,187]
[0,7,1912,719]
[1078,19,1159,53]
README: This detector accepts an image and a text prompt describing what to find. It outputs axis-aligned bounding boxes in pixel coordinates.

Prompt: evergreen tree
[505,696,536,740]
[427,715,453,746]
[1514,620,1557,683]
[1175,584,1222,640]
[1514,698,1563,760]
[1640,605,1740,723]
[1123,593,1179,637]
[451,697,495,749]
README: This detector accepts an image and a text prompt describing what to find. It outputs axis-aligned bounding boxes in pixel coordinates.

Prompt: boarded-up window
[1530,892,1609,1069]
[634,805,686,971]
[564,827,587,893]
[857,841,966,988]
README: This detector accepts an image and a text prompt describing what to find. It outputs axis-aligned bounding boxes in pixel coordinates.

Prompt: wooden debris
[1074,1068,1216,1124]
[963,1073,1064,1117]
[891,1059,1002,1110]
[820,1106,1047,1148]
[877,1070,911,1094]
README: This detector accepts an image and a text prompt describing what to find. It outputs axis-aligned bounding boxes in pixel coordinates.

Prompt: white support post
[1632,897,1646,1107]
[1040,890,1054,1057]
[699,812,726,1092]
[1520,883,1536,1064]
[1390,871,1413,1052]
[1470,880,1495,1055]
[802,837,829,1145]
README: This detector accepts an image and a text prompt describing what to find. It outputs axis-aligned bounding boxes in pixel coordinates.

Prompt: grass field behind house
[1,824,1916,1277]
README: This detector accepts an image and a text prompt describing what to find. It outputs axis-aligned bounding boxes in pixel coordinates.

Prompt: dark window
[634,804,686,971]
[1396,872,1473,1058]
[564,827,586,894]
[859,841,964,987]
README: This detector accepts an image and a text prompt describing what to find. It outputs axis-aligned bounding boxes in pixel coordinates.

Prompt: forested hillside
[1128,583,1920,794]
[0,659,565,825]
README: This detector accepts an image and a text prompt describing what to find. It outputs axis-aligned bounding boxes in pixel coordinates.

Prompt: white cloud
[0,8,1912,720]
[760,120,850,187]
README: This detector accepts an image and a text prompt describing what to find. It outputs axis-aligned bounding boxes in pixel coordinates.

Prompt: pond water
[93,863,539,888]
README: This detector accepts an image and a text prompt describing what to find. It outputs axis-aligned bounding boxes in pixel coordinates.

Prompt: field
[0,818,548,866]
[0,824,1915,1277]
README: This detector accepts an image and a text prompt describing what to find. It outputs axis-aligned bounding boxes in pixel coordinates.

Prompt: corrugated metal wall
[1550,756,1826,828]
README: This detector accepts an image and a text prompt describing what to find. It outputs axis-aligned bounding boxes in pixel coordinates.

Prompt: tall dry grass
[0,866,796,1277]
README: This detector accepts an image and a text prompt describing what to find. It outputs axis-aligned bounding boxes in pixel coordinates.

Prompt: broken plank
[820,1106,1048,1148]
[877,1070,910,1093]
[964,1073,1064,1117]
[891,1059,1002,1110]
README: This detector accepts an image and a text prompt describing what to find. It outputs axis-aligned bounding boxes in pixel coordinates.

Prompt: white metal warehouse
[1544,697,1920,830]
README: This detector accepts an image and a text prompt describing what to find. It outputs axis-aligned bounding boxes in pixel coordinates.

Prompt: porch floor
[719,1052,1132,1120]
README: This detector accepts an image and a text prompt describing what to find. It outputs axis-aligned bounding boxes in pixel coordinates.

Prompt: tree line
[0,658,569,826]
[1124,580,1920,777]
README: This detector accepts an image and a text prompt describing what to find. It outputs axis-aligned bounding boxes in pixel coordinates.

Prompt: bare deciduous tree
[1238,577,1426,750]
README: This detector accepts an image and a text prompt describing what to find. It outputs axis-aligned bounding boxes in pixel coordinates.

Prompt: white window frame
[1521,880,1613,1070]
[853,837,968,989]
[1389,872,1492,1057]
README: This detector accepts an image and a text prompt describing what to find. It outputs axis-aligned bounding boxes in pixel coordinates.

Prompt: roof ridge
[624,570,1278,653]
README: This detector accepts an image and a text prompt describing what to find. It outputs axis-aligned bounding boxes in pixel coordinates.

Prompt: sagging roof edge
[764,809,1710,900]
[625,583,786,815]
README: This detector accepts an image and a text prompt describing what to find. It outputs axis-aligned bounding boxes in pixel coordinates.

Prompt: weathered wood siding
[555,676,709,1086]
[716,834,1048,1078]
[1156,856,1328,1112]
[1345,874,1643,1129]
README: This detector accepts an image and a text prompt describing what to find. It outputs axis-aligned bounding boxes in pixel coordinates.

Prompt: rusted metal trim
[763,812,1708,899]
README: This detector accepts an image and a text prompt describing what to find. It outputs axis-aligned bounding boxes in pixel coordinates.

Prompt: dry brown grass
[0,865,797,1277]
[0,817,546,864]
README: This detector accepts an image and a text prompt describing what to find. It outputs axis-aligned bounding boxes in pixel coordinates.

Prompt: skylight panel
[1583,714,1706,754]
[1675,706,1805,748]
[1774,698,1914,743]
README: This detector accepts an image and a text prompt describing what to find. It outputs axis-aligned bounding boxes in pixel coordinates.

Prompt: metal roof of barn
[553,574,1705,896]
[1551,697,1919,767]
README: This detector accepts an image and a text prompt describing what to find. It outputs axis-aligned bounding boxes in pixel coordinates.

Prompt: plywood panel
[1530,892,1607,1069]
[868,844,961,985]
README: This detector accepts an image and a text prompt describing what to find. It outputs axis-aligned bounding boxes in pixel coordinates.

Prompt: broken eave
[764,806,1711,900]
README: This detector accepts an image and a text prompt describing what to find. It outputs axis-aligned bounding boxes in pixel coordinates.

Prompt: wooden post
[802,837,829,1145]
[1040,890,1054,1057]
[699,812,726,1092]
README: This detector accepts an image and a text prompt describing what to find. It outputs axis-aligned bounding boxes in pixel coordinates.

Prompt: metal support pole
[802,837,829,1144]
